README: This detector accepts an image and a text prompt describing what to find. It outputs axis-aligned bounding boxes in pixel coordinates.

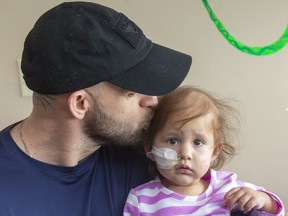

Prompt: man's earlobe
[68,90,89,120]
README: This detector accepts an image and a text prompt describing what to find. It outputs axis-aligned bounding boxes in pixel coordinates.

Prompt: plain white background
[1,0,287,211]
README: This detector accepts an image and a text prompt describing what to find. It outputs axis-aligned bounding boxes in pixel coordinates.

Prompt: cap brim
[109,43,192,96]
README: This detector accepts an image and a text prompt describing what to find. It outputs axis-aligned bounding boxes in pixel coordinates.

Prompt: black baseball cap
[21,1,192,95]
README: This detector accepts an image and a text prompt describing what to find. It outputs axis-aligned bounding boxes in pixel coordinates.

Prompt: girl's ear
[212,143,223,161]
[146,151,155,162]
[68,90,91,120]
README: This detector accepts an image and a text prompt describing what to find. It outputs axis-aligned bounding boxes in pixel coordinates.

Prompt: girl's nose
[178,144,193,160]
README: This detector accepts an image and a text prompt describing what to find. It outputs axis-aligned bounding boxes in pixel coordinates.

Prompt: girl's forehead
[167,108,215,122]
[163,111,216,131]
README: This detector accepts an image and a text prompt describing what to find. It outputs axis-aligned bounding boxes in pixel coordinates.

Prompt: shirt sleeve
[236,181,285,216]
[123,189,141,216]
[250,192,285,216]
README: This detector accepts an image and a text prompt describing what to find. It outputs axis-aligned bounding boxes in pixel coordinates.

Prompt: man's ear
[68,90,91,120]
[212,143,223,161]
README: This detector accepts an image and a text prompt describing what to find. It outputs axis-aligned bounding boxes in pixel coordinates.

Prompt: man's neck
[11,117,101,167]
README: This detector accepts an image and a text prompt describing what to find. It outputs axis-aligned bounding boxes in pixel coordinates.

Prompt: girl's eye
[194,139,204,147]
[166,138,179,145]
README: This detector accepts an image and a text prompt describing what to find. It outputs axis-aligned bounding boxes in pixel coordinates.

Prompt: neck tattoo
[19,120,33,158]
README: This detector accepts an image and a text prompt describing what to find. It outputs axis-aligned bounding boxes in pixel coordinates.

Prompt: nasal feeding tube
[147,146,180,169]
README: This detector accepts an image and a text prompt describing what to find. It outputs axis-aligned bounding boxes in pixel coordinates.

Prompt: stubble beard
[82,103,150,147]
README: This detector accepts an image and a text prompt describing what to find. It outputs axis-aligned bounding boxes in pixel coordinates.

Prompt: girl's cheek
[198,163,210,170]
[195,155,212,169]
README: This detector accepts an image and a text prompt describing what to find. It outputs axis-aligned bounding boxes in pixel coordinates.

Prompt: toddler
[124,85,284,215]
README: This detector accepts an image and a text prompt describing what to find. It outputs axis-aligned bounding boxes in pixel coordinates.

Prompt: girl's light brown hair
[146,85,239,174]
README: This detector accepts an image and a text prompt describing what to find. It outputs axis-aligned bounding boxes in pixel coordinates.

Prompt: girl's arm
[224,187,284,215]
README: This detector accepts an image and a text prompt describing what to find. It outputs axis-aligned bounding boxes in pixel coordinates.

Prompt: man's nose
[140,95,158,108]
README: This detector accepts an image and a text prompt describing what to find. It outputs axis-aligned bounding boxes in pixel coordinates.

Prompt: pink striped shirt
[124,170,284,216]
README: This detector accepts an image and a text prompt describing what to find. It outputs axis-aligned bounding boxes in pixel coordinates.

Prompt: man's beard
[82,103,150,147]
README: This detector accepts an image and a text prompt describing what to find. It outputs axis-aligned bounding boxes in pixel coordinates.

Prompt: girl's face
[151,112,221,195]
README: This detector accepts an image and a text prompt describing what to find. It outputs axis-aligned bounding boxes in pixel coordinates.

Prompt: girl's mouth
[176,165,193,174]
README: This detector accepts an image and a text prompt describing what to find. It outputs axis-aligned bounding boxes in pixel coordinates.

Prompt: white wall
[1,0,287,210]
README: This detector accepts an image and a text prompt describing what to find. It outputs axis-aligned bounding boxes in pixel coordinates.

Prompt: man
[0,1,191,215]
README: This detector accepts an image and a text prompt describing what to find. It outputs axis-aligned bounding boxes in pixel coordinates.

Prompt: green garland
[202,0,288,56]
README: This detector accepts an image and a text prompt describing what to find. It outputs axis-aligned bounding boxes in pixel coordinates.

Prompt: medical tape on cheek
[149,146,180,169]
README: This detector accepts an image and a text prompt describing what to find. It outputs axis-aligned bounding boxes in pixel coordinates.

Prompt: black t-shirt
[0,124,151,216]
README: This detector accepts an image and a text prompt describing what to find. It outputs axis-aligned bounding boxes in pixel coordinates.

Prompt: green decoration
[202,0,288,56]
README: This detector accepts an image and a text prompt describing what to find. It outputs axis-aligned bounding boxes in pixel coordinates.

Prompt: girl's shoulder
[131,178,162,192]
[204,169,238,182]
[214,170,238,181]
[205,169,240,191]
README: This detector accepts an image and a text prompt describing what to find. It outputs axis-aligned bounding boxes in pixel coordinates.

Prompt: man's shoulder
[100,145,147,161]
[99,145,152,181]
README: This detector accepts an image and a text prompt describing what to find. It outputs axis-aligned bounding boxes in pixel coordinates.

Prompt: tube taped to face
[148,146,180,169]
